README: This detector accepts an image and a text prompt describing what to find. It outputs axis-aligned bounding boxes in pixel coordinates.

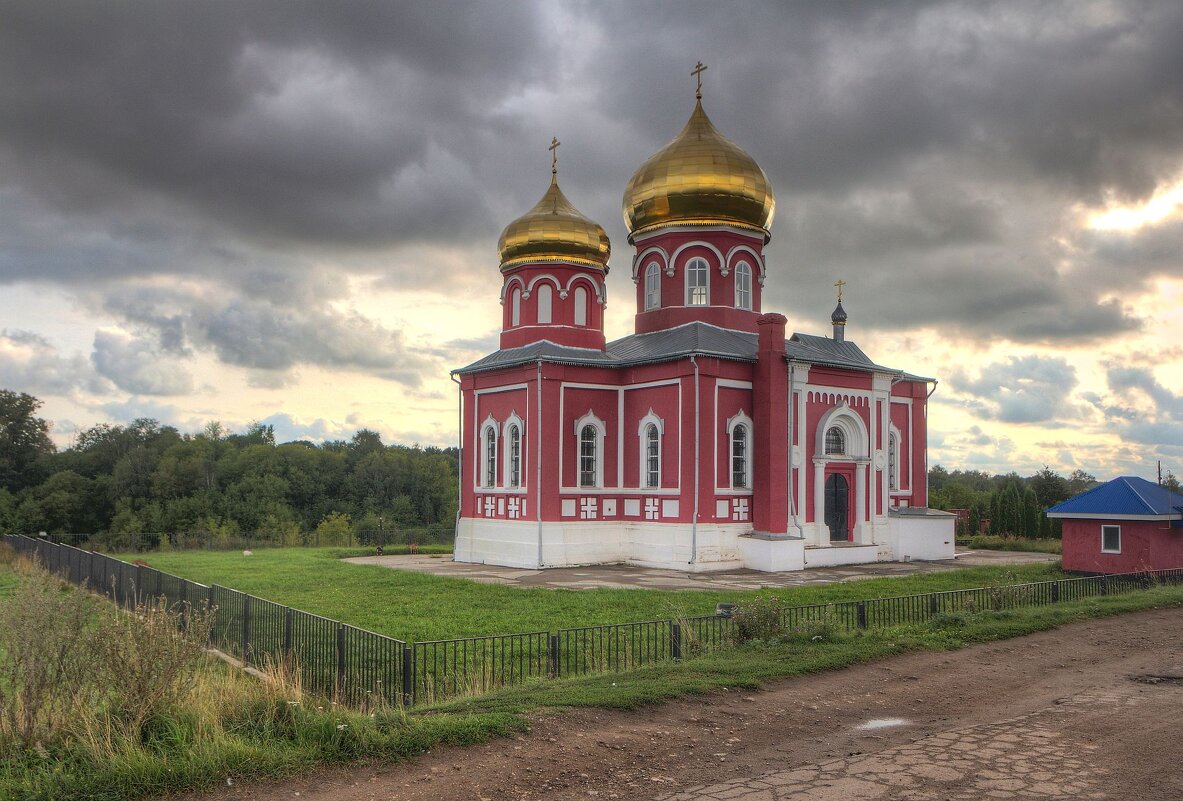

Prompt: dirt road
[182,607,1183,801]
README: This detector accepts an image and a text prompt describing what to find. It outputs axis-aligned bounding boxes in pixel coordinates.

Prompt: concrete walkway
[343,549,1059,591]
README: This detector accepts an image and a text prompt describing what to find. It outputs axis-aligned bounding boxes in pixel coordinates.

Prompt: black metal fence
[6,535,1182,709]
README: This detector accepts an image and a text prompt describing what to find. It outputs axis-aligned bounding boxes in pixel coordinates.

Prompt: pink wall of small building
[1062,518,1183,573]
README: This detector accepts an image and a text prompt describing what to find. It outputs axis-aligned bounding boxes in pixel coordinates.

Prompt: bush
[731,596,787,642]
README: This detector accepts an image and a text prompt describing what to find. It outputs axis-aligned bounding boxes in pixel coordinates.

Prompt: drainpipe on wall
[788,362,805,538]
[689,355,700,566]
[536,360,544,568]
[450,372,462,561]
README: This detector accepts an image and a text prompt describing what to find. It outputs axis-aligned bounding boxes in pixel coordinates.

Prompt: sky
[1,0,1181,481]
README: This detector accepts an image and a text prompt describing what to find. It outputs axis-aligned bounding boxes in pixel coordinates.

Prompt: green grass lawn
[963,535,1062,554]
[115,547,1066,642]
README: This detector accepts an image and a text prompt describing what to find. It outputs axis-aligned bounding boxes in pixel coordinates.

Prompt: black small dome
[831,302,847,324]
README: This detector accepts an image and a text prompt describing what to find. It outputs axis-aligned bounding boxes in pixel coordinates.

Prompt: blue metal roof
[1046,476,1183,518]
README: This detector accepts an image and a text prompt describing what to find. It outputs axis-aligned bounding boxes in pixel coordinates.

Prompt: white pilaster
[855,461,867,542]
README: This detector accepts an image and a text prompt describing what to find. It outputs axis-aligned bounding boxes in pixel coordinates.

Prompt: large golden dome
[498,177,611,270]
[623,99,775,241]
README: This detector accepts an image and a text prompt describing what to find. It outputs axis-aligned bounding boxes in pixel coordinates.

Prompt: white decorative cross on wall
[645,498,660,520]
[507,497,520,519]
[581,497,598,520]
[732,498,749,522]
[483,496,496,517]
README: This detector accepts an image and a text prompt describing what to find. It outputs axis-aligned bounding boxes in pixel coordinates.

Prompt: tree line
[0,390,458,549]
[928,464,1180,539]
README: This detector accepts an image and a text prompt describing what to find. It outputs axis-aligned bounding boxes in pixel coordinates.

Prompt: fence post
[548,633,561,677]
[242,595,252,667]
[1100,575,1109,596]
[856,601,868,629]
[402,645,415,707]
[336,624,346,700]
[670,622,683,660]
[207,585,217,644]
[179,579,189,633]
[928,594,939,616]
[1051,581,1060,603]
[283,608,294,661]
[135,564,144,605]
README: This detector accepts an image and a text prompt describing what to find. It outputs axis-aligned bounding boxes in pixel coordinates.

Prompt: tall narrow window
[731,425,749,489]
[888,432,898,490]
[579,425,597,488]
[483,425,498,487]
[734,261,752,310]
[508,425,521,487]
[645,263,661,310]
[536,283,552,324]
[686,257,709,305]
[644,424,660,488]
[825,427,845,456]
[510,287,521,326]
[574,286,588,326]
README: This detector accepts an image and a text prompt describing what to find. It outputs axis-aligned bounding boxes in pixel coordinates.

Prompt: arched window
[579,425,598,488]
[686,257,709,305]
[825,426,845,456]
[507,425,521,487]
[482,424,498,487]
[731,424,749,489]
[645,263,661,310]
[574,286,588,326]
[888,431,898,491]
[536,283,552,324]
[734,261,752,310]
[510,287,521,326]
[644,424,660,488]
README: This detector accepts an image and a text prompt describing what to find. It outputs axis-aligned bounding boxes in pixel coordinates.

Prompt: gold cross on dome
[549,136,561,176]
[835,279,846,304]
[692,61,708,99]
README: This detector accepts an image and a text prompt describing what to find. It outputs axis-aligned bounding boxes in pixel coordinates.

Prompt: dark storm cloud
[2,0,1183,375]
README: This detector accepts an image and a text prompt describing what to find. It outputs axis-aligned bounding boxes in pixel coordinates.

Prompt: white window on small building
[506,424,521,487]
[574,286,588,326]
[1101,524,1121,554]
[536,283,552,324]
[888,431,899,490]
[735,261,752,310]
[510,287,521,327]
[644,425,661,488]
[481,422,498,487]
[645,262,661,310]
[825,426,846,456]
[686,257,709,306]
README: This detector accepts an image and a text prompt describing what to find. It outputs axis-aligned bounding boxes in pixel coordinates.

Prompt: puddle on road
[855,718,911,731]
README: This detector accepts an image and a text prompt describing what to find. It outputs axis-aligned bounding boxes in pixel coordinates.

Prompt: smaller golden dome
[498,177,611,270]
[623,99,775,241]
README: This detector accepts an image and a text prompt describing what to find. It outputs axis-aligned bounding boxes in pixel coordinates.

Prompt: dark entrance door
[825,473,849,542]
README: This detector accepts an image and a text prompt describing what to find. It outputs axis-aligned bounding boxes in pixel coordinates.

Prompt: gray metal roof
[454,322,932,381]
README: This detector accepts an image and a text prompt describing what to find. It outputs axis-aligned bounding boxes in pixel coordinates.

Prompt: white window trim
[510,287,521,327]
[1101,524,1121,554]
[573,410,607,489]
[536,283,553,324]
[573,286,588,326]
[503,412,524,489]
[726,410,754,490]
[685,256,710,306]
[734,261,752,310]
[815,404,869,462]
[645,262,661,310]
[637,409,664,489]
[479,415,499,488]
[887,426,901,491]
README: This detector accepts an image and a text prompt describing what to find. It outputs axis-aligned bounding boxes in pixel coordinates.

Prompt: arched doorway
[825,473,849,542]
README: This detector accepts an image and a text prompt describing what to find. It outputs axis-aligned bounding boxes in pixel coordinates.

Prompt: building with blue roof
[1047,476,1183,573]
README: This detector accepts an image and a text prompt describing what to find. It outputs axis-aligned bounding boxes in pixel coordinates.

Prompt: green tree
[1021,487,1040,538]
[1030,465,1069,509]
[314,511,353,546]
[0,390,55,491]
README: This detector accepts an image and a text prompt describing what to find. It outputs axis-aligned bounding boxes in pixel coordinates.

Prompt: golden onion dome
[498,176,611,270]
[623,99,775,241]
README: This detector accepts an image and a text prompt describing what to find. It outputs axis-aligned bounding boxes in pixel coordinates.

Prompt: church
[452,69,954,572]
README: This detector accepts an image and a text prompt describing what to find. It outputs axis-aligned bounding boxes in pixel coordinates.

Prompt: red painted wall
[500,263,606,350]
[1061,519,1183,573]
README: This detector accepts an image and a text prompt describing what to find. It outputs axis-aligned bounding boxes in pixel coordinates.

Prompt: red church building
[452,79,954,572]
